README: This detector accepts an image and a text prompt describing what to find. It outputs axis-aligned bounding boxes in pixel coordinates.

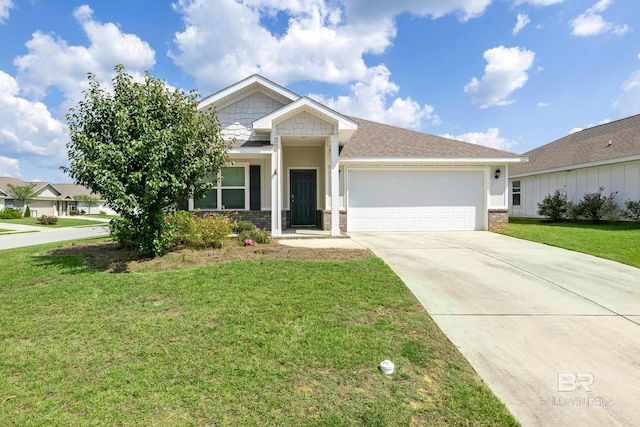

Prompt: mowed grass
[498,219,640,268]
[0,217,106,228]
[0,241,518,426]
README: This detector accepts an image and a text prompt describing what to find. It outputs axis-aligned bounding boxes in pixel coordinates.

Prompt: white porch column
[330,135,340,236]
[271,135,282,236]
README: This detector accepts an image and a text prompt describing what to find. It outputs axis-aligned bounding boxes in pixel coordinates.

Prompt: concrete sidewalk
[350,231,640,427]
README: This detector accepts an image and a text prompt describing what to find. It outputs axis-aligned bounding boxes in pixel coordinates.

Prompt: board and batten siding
[509,160,640,218]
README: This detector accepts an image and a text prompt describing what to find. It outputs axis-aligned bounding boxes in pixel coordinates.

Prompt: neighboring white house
[509,114,640,218]
[192,74,525,236]
[0,177,116,216]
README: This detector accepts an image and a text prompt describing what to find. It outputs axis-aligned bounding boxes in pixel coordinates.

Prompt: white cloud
[570,118,611,135]
[171,0,498,91]
[536,101,550,107]
[340,0,493,23]
[0,156,21,177]
[512,13,530,35]
[441,128,517,151]
[14,5,155,104]
[0,0,13,23]
[612,68,640,117]
[464,45,535,108]
[0,71,68,177]
[171,0,470,129]
[171,0,370,89]
[570,0,629,37]
[309,65,440,130]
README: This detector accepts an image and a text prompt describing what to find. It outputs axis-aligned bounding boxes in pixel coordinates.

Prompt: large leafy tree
[64,65,228,255]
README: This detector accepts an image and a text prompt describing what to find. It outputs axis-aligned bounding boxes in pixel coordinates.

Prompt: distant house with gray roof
[509,114,640,218]
[0,177,115,217]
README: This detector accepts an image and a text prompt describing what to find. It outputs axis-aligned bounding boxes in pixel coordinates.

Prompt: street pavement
[0,219,109,250]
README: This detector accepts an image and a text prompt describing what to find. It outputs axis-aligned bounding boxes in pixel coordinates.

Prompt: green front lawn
[0,241,517,426]
[0,217,106,228]
[498,219,640,268]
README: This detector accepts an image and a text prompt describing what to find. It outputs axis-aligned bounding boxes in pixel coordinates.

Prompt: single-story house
[0,177,115,216]
[191,74,525,236]
[509,114,640,218]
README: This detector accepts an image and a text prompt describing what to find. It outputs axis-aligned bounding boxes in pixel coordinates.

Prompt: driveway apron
[350,231,640,427]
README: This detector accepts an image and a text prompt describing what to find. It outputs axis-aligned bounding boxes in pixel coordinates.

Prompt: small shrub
[37,215,58,225]
[623,200,640,221]
[99,210,106,215]
[195,214,232,248]
[237,227,271,245]
[233,220,257,234]
[24,205,31,218]
[537,189,569,221]
[565,200,580,221]
[166,211,198,245]
[111,214,173,255]
[109,217,139,249]
[0,209,22,219]
[576,187,619,224]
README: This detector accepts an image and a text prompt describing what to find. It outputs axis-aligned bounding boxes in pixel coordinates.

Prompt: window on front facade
[194,165,248,210]
[512,180,521,206]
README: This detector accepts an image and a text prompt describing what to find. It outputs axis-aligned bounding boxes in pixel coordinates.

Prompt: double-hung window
[512,180,521,206]
[195,164,249,210]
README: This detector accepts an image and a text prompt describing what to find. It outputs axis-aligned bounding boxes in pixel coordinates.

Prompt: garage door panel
[347,170,485,232]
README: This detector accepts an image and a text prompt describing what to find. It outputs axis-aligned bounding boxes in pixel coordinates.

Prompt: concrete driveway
[350,232,640,427]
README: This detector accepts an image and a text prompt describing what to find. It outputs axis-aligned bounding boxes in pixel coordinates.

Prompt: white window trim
[512,180,522,206]
[195,162,250,211]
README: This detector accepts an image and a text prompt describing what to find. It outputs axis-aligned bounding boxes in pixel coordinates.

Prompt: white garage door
[347,169,485,232]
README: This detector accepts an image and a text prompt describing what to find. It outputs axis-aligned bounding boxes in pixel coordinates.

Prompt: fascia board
[198,75,299,111]
[509,154,640,178]
[339,157,527,164]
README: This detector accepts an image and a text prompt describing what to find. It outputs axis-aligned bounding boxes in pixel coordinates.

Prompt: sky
[0,0,639,183]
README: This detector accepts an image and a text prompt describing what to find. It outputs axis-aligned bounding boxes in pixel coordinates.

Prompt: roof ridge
[574,113,640,135]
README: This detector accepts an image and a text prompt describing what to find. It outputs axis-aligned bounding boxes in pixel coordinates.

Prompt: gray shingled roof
[511,113,640,176]
[0,177,99,200]
[340,117,522,159]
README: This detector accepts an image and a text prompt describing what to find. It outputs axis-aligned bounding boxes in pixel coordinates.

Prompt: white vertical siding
[509,160,640,217]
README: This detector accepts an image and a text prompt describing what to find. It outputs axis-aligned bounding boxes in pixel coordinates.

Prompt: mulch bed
[48,240,373,273]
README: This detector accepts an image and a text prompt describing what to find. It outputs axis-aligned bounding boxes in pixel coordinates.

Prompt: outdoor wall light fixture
[494,168,501,179]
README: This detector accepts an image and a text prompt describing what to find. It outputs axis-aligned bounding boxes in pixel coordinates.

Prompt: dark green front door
[290,169,316,226]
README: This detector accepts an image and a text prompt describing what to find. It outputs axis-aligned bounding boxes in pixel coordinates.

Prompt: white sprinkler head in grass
[379,360,394,375]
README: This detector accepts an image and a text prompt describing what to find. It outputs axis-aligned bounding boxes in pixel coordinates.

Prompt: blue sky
[0,0,638,183]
